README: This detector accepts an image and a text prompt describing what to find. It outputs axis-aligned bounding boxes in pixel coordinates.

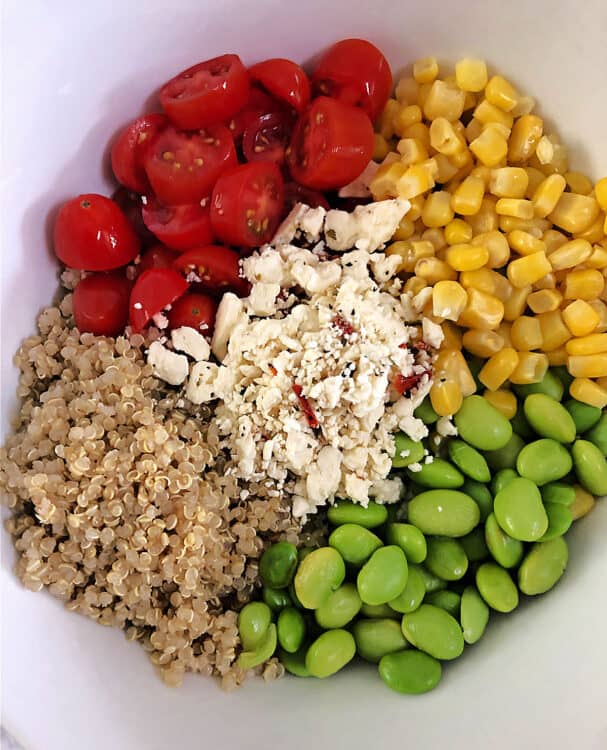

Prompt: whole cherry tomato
[73,273,131,336]
[111,114,167,193]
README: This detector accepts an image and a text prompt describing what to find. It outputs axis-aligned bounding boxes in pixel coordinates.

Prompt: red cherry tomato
[141,198,214,251]
[129,268,188,332]
[173,245,249,297]
[227,86,280,143]
[143,124,236,205]
[167,292,218,334]
[242,111,293,165]
[54,194,141,271]
[112,188,157,247]
[73,273,132,336]
[111,114,167,193]
[284,182,330,211]
[249,58,311,113]
[159,54,250,130]
[312,39,392,122]
[287,97,373,191]
[138,244,176,274]
[210,162,284,248]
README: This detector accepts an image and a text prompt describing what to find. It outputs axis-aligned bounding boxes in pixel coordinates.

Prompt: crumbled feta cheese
[423,318,444,349]
[147,342,188,386]
[437,416,458,437]
[324,199,410,252]
[299,206,327,240]
[171,327,210,362]
[272,204,308,245]
[212,293,247,361]
[370,253,402,284]
[247,282,281,316]
[413,287,433,312]
[408,462,423,472]
[186,361,219,404]
[369,477,404,504]
[338,161,380,199]
[152,312,169,329]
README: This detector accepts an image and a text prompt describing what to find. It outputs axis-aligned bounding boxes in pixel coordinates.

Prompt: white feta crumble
[324,199,410,252]
[408,462,423,473]
[171,327,210,362]
[423,318,445,349]
[152,312,169,330]
[437,416,458,437]
[185,361,220,404]
[369,477,404,504]
[147,341,188,386]
[211,293,247,361]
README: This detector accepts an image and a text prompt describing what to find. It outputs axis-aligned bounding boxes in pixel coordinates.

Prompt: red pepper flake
[392,368,432,396]
[269,364,277,375]
[332,314,355,337]
[292,383,319,429]
[414,340,431,351]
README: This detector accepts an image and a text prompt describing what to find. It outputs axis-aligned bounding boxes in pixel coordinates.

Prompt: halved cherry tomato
[312,39,392,122]
[143,124,236,205]
[167,292,218,334]
[249,58,311,113]
[141,198,214,250]
[287,97,374,190]
[54,194,141,271]
[283,182,330,211]
[159,54,250,130]
[210,162,284,248]
[173,245,249,296]
[129,268,188,332]
[226,86,280,143]
[138,244,176,274]
[111,114,167,193]
[73,273,132,336]
[242,111,293,165]
[112,188,157,247]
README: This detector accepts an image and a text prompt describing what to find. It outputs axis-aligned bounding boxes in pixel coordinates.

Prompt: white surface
[1,1,607,748]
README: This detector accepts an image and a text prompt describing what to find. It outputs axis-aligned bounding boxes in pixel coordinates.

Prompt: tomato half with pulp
[167,292,218,334]
[312,38,392,122]
[138,244,176,274]
[226,86,279,143]
[73,273,132,336]
[159,54,250,130]
[287,97,374,191]
[129,268,189,332]
[210,162,284,248]
[284,182,330,211]
[141,198,214,250]
[249,58,311,113]
[111,114,167,193]
[242,111,293,165]
[54,194,141,271]
[112,187,157,247]
[173,245,249,297]
[143,124,236,205]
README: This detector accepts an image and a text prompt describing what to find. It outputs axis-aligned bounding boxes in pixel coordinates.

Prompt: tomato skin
[159,54,250,130]
[167,292,218,334]
[173,245,249,297]
[54,194,141,271]
[138,244,176,273]
[111,114,167,193]
[283,182,330,211]
[287,97,374,191]
[249,58,311,113]
[112,187,157,247]
[227,86,279,143]
[73,273,132,336]
[210,162,284,248]
[129,268,189,332]
[312,38,392,122]
[141,198,214,250]
[242,111,293,166]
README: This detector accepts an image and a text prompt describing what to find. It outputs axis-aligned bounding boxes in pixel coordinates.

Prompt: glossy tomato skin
[73,273,132,336]
[111,114,167,193]
[141,199,214,250]
[54,194,141,271]
[138,244,176,273]
[249,58,311,113]
[112,187,157,247]
[129,268,189,332]
[287,97,374,191]
[284,182,330,211]
[227,86,279,143]
[210,162,284,248]
[242,111,293,166]
[312,38,392,122]
[173,245,249,297]
[168,292,218,334]
[143,124,237,205]
[160,54,250,130]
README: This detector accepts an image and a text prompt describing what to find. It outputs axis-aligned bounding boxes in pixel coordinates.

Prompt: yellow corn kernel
[435,349,477,397]
[533,272,556,290]
[489,167,528,199]
[479,348,519,390]
[568,354,607,378]
[595,177,607,211]
[429,117,465,156]
[535,140,569,176]
[469,126,508,167]
[525,167,546,198]
[415,257,457,283]
[563,269,605,301]
[462,329,504,358]
[534,135,554,166]
[403,275,427,296]
[538,310,571,351]
[423,80,466,122]
[370,161,407,200]
[397,137,429,166]
[449,147,474,172]
[474,99,514,130]
[395,76,419,105]
[469,231,508,269]
[498,216,547,237]
[548,238,593,271]
[422,228,447,251]
[509,352,549,384]
[508,230,546,257]
[531,174,567,220]
[455,58,488,92]
[588,300,607,332]
[459,268,512,302]
[402,122,431,150]
[502,284,530,321]
[546,347,568,366]
[507,252,551,288]
[430,379,463,417]
[597,377,607,390]
[485,75,519,112]
[465,118,484,144]
[408,195,425,221]
[495,198,534,219]
[377,98,400,139]
[396,163,436,199]
[445,243,489,272]
[565,171,593,196]
[469,165,492,186]
[542,229,568,254]
[512,96,536,117]
[372,133,391,161]
[562,301,602,338]
[451,175,485,216]
[433,153,460,184]
[422,191,455,228]
[510,316,543,351]
[413,56,439,84]
[467,198,500,235]
[527,289,563,314]
[566,333,607,356]
[392,216,416,241]
[382,152,402,166]
[416,82,432,110]
[575,213,606,244]
[444,218,473,245]
[441,320,463,350]
[394,240,435,273]
[496,321,512,346]
[393,106,423,139]
[483,389,518,419]
[570,485,595,521]
[508,114,544,163]
[458,288,504,330]
[570,378,607,408]
[463,90,478,112]
[549,193,601,234]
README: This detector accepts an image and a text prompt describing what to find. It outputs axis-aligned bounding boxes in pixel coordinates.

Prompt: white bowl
[2,1,607,748]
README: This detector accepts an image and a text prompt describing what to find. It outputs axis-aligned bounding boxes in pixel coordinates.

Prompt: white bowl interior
[2,1,607,748]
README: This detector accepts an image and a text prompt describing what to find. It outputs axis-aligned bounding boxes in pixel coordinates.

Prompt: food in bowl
[1,39,606,693]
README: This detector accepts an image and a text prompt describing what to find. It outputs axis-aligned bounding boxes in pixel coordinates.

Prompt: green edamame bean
[305,629,356,678]
[263,586,292,612]
[540,502,573,541]
[565,399,602,433]
[571,439,607,495]
[513,369,565,402]
[315,583,361,629]
[406,458,464,489]
[454,395,513,451]
[523,394,576,444]
[357,546,408,605]
[408,490,480,537]
[388,565,426,614]
[476,563,519,613]
[541,482,575,506]
[491,468,518,496]
[460,586,489,645]
[327,499,388,528]
[426,590,461,618]
[379,649,442,694]
[448,440,491,483]
[494,477,548,542]
[259,542,298,589]
[417,565,447,593]
[460,527,490,562]
[352,618,408,663]
[484,433,525,472]
[551,365,574,392]
[385,523,427,563]
[279,647,310,677]
[518,537,569,595]
[328,524,382,566]
[392,433,425,468]
[294,547,346,609]
[425,538,468,581]
[414,398,439,424]
[585,414,607,455]
[238,602,272,651]
[401,604,464,660]
[237,623,277,670]
[277,607,306,654]
[462,479,493,522]
[517,439,573,486]
[361,602,400,619]
[484,513,524,568]
[510,405,534,441]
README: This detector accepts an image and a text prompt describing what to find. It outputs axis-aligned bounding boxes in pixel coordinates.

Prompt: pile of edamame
[236,366,606,694]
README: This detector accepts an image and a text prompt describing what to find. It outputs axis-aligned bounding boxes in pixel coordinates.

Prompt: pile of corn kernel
[370,56,607,416]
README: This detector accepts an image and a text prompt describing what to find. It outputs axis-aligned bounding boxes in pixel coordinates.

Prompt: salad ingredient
[407,490,481,537]
[571,439,607,495]
[460,586,490,645]
[353,619,408,663]
[493,477,549,542]
[518,538,569,595]
[476,563,519,613]
[305,629,356,678]
[238,602,273,651]
[389,566,426,614]
[173,245,249,297]
[129,268,188,332]
[141,199,215,251]
[328,501,389,529]
[357,546,408,606]
[259,542,299,589]
[293,547,346,609]
[328,524,383,566]
[249,58,311,113]
[454,395,513,451]
[516,439,573,485]
[378,650,442,695]
[484,514,524,569]
[523,393,576,443]
[315,583,362,629]
[385,524,427,564]
[242,111,293,165]
[401,604,464,661]
[277,608,307,653]
[237,623,278,670]
[73,273,131,336]
[111,113,167,193]
[167,292,217,333]
[138,244,177,273]
[424,538,468,581]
